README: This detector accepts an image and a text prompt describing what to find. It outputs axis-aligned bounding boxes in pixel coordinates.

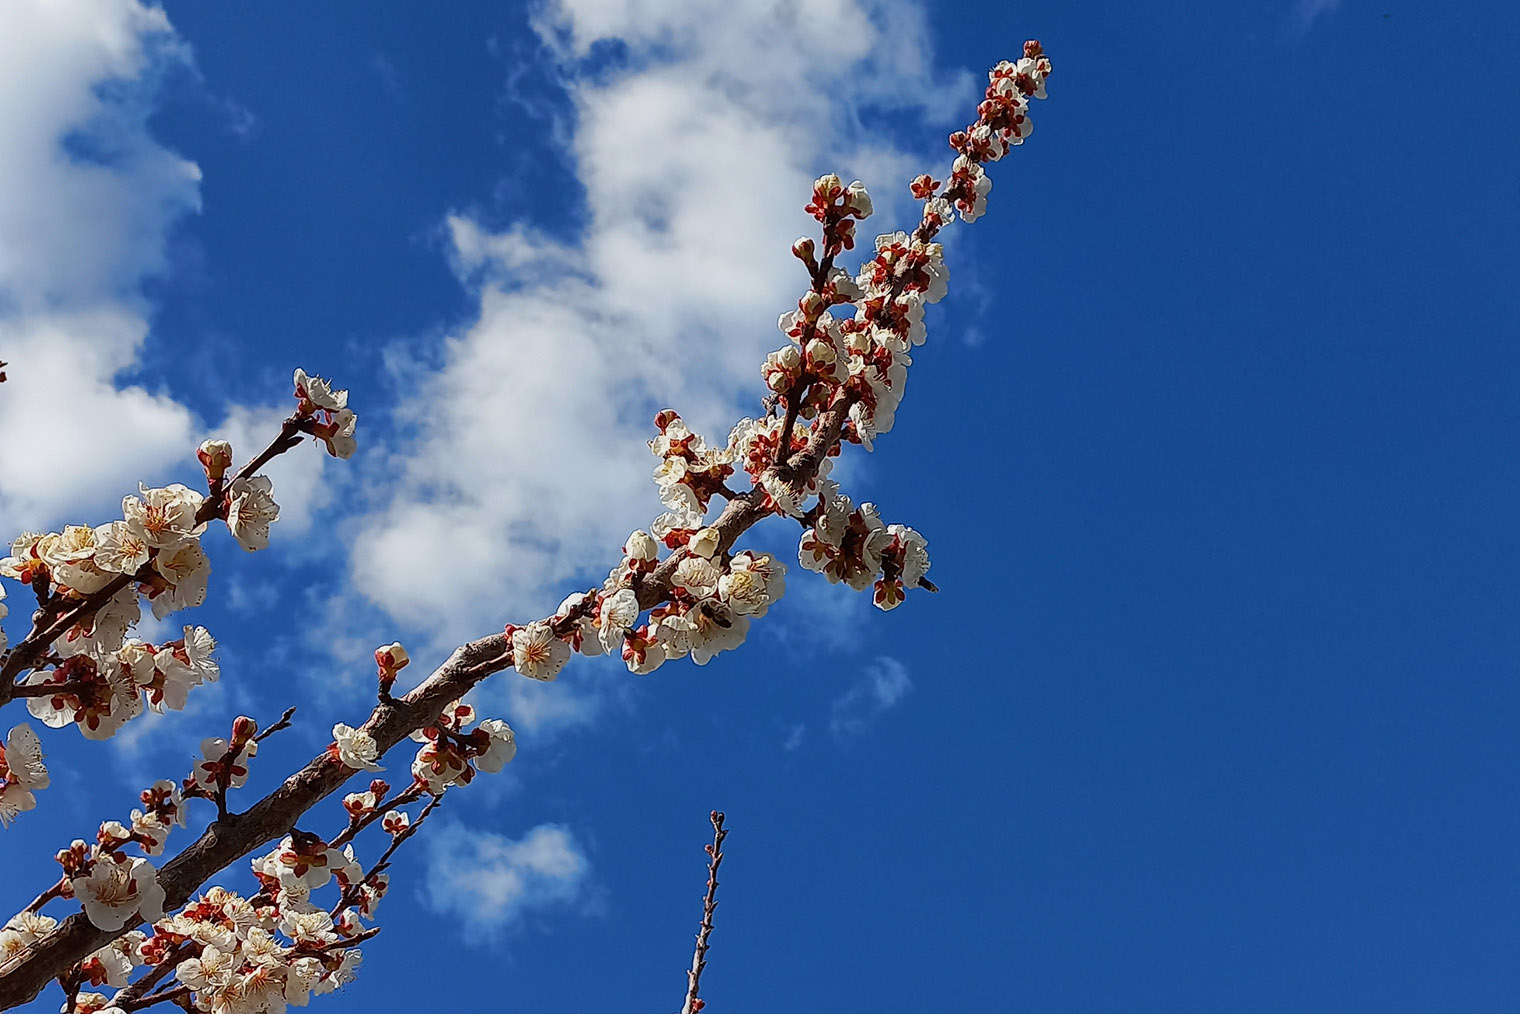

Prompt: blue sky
[2,0,1518,1010]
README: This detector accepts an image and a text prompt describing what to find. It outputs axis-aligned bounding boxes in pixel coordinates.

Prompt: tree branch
[680,810,728,1014]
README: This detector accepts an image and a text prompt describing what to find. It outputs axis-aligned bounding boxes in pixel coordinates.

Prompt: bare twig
[680,810,729,1014]
[254,707,298,743]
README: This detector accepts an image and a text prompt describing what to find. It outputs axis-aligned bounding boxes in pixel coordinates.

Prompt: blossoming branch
[0,43,1053,1012]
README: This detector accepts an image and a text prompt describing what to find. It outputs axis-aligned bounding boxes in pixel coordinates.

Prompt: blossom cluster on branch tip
[0,370,361,826]
[481,46,1055,684]
[291,370,358,460]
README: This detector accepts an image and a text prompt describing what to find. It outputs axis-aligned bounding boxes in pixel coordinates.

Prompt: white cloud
[830,655,911,739]
[0,2,327,543]
[423,821,591,938]
[783,721,806,751]
[351,0,973,645]
[0,0,204,529]
[1292,0,1340,32]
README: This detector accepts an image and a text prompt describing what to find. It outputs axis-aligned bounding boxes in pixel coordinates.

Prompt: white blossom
[71,856,165,931]
[474,718,517,772]
[510,622,571,682]
[332,723,383,772]
[122,483,204,550]
[226,475,281,552]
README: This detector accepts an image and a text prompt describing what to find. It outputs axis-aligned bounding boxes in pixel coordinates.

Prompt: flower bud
[375,642,409,673]
[230,715,258,748]
[805,337,838,367]
[843,180,873,219]
[812,173,843,201]
[197,439,233,482]
[625,530,659,563]
[689,527,721,559]
[791,236,815,261]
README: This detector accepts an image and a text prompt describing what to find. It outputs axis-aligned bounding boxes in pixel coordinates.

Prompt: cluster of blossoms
[461,47,1055,685]
[513,524,787,679]
[405,700,517,791]
[797,496,931,611]
[1,693,505,1013]
[291,370,358,461]
[19,627,219,743]
[0,371,359,823]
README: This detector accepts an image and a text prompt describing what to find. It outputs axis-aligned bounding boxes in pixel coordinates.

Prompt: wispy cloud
[782,722,806,751]
[830,656,911,740]
[423,821,591,938]
[1292,0,1341,33]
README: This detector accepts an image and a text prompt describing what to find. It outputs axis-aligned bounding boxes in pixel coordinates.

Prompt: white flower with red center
[292,369,348,414]
[176,945,237,992]
[621,625,666,675]
[842,179,873,219]
[410,737,469,793]
[122,483,204,550]
[0,533,48,586]
[38,524,95,571]
[874,523,932,611]
[950,155,993,222]
[719,552,787,617]
[269,834,348,892]
[510,621,571,681]
[285,956,325,1005]
[71,993,112,1014]
[79,938,135,988]
[0,912,55,965]
[130,809,171,855]
[0,724,48,827]
[317,948,363,994]
[689,604,749,666]
[343,779,388,819]
[72,855,166,931]
[142,778,187,829]
[37,525,111,596]
[240,925,285,968]
[688,527,721,559]
[380,809,410,835]
[226,475,281,552]
[596,588,640,655]
[473,718,517,772]
[672,555,721,600]
[91,520,150,575]
[553,591,604,656]
[136,627,217,714]
[145,539,211,620]
[331,723,383,772]
[192,736,257,791]
[315,407,359,459]
[648,605,698,660]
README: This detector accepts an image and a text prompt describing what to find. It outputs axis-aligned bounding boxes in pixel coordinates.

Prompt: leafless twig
[680,810,728,1014]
